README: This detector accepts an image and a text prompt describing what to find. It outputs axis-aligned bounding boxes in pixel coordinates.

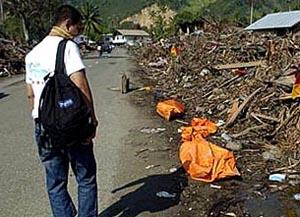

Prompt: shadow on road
[84,55,129,60]
[99,167,188,217]
[0,92,9,99]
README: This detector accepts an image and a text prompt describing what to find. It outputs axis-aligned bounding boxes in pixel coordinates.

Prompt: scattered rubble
[132,23,300,164]
[131,23,300,216]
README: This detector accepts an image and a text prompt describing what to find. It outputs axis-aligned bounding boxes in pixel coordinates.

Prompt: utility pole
[250,0,254,24]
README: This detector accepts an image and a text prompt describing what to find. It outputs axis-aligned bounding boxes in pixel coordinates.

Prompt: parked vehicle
[73,34,88,45]
[74,35,96,45]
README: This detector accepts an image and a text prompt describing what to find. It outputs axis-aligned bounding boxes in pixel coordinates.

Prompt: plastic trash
[210,184,222,189]
[200,68,210,76]
[269,173,286,182]
[156,191,176,198]
[140,128,166,134]
[294,193,300,201]
[221,133,232,141]
[156,99,185,121]
[225,141,242,151]
[145,165,155,169]
[262,151,276,161]
[169,167,177,173]
[148,57,168,68]
[216,120,225,127]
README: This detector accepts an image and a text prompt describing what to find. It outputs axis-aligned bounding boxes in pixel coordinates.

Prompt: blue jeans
[35,121,98,217]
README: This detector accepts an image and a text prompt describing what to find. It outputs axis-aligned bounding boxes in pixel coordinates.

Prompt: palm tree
[79,2,102,38]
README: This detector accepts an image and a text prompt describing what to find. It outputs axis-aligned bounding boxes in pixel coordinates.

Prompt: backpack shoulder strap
[54,39,69,74]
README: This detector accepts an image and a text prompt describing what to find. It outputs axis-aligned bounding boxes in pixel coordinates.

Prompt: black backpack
[39,39,94,147]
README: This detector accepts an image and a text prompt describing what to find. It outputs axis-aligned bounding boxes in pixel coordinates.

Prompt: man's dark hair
[54,5,82,25]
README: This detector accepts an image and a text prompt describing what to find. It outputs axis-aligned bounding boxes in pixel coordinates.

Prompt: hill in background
[69,0,300,26]
[120,3,177,29]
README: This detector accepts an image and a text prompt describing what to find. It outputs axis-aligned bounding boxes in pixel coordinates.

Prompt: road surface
[0,48,183,217]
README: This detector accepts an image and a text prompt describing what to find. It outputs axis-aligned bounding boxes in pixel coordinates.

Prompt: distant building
[245,10,300,37]
[112,29,150,45]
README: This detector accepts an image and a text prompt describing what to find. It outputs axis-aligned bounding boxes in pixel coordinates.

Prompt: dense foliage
[3,0,62,42]
[202,0,300,24]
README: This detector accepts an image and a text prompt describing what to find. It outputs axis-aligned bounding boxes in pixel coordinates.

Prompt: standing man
[25,5,98,217]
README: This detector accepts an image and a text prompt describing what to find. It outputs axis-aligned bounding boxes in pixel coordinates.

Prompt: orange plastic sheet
[170,45,180,57]
[292,73,300,99]
[179,118,240,182]
[156,99,185,121]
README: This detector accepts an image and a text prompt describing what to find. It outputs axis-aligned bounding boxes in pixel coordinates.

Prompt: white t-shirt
[25,36,85,119]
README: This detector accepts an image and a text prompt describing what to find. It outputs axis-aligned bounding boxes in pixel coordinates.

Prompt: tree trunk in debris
[21,15,29,42]
[0,0,4,24]
[250,0,254,24]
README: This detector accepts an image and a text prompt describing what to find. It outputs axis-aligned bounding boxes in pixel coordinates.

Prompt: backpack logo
[58,98,74,108]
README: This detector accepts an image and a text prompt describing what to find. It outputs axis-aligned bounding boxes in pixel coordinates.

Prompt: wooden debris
[226,87,263,127]
[250,113,280,123]
[271,159,300,173]
[175,119,189,125]
[232,124,268,138]
[227,99,239,122]
[268,106,300,138]
[121,73,130,94]
[213,60,266,70]
[0,37,30,77]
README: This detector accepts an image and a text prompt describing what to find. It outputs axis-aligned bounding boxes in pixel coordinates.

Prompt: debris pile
[132,24,300,215]
[133,25,300,161]
[0,37,30,77]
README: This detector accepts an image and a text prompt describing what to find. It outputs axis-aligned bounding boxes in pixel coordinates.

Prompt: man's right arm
[26,84,34,110]
[70,70,98,125]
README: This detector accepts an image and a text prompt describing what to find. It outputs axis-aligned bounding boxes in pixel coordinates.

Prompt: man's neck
[49,26,73,39]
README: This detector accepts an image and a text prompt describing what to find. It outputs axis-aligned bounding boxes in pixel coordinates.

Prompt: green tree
[183,0,216,14]
[174,10,195,25]
[4,0,61,42]
[79,2,102,38]
[151,13,176,40]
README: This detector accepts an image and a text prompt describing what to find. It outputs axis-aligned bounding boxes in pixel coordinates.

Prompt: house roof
[116,29,150,37]
[245,10,300,31]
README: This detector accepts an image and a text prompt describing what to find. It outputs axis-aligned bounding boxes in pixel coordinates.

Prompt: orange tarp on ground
[292,73,300,99]
[292,84,300,99]
[156,99,185,121]
[170,45,180,57]
[179,118,240,182]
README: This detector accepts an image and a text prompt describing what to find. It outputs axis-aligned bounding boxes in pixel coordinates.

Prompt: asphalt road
[0,48,182,217]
